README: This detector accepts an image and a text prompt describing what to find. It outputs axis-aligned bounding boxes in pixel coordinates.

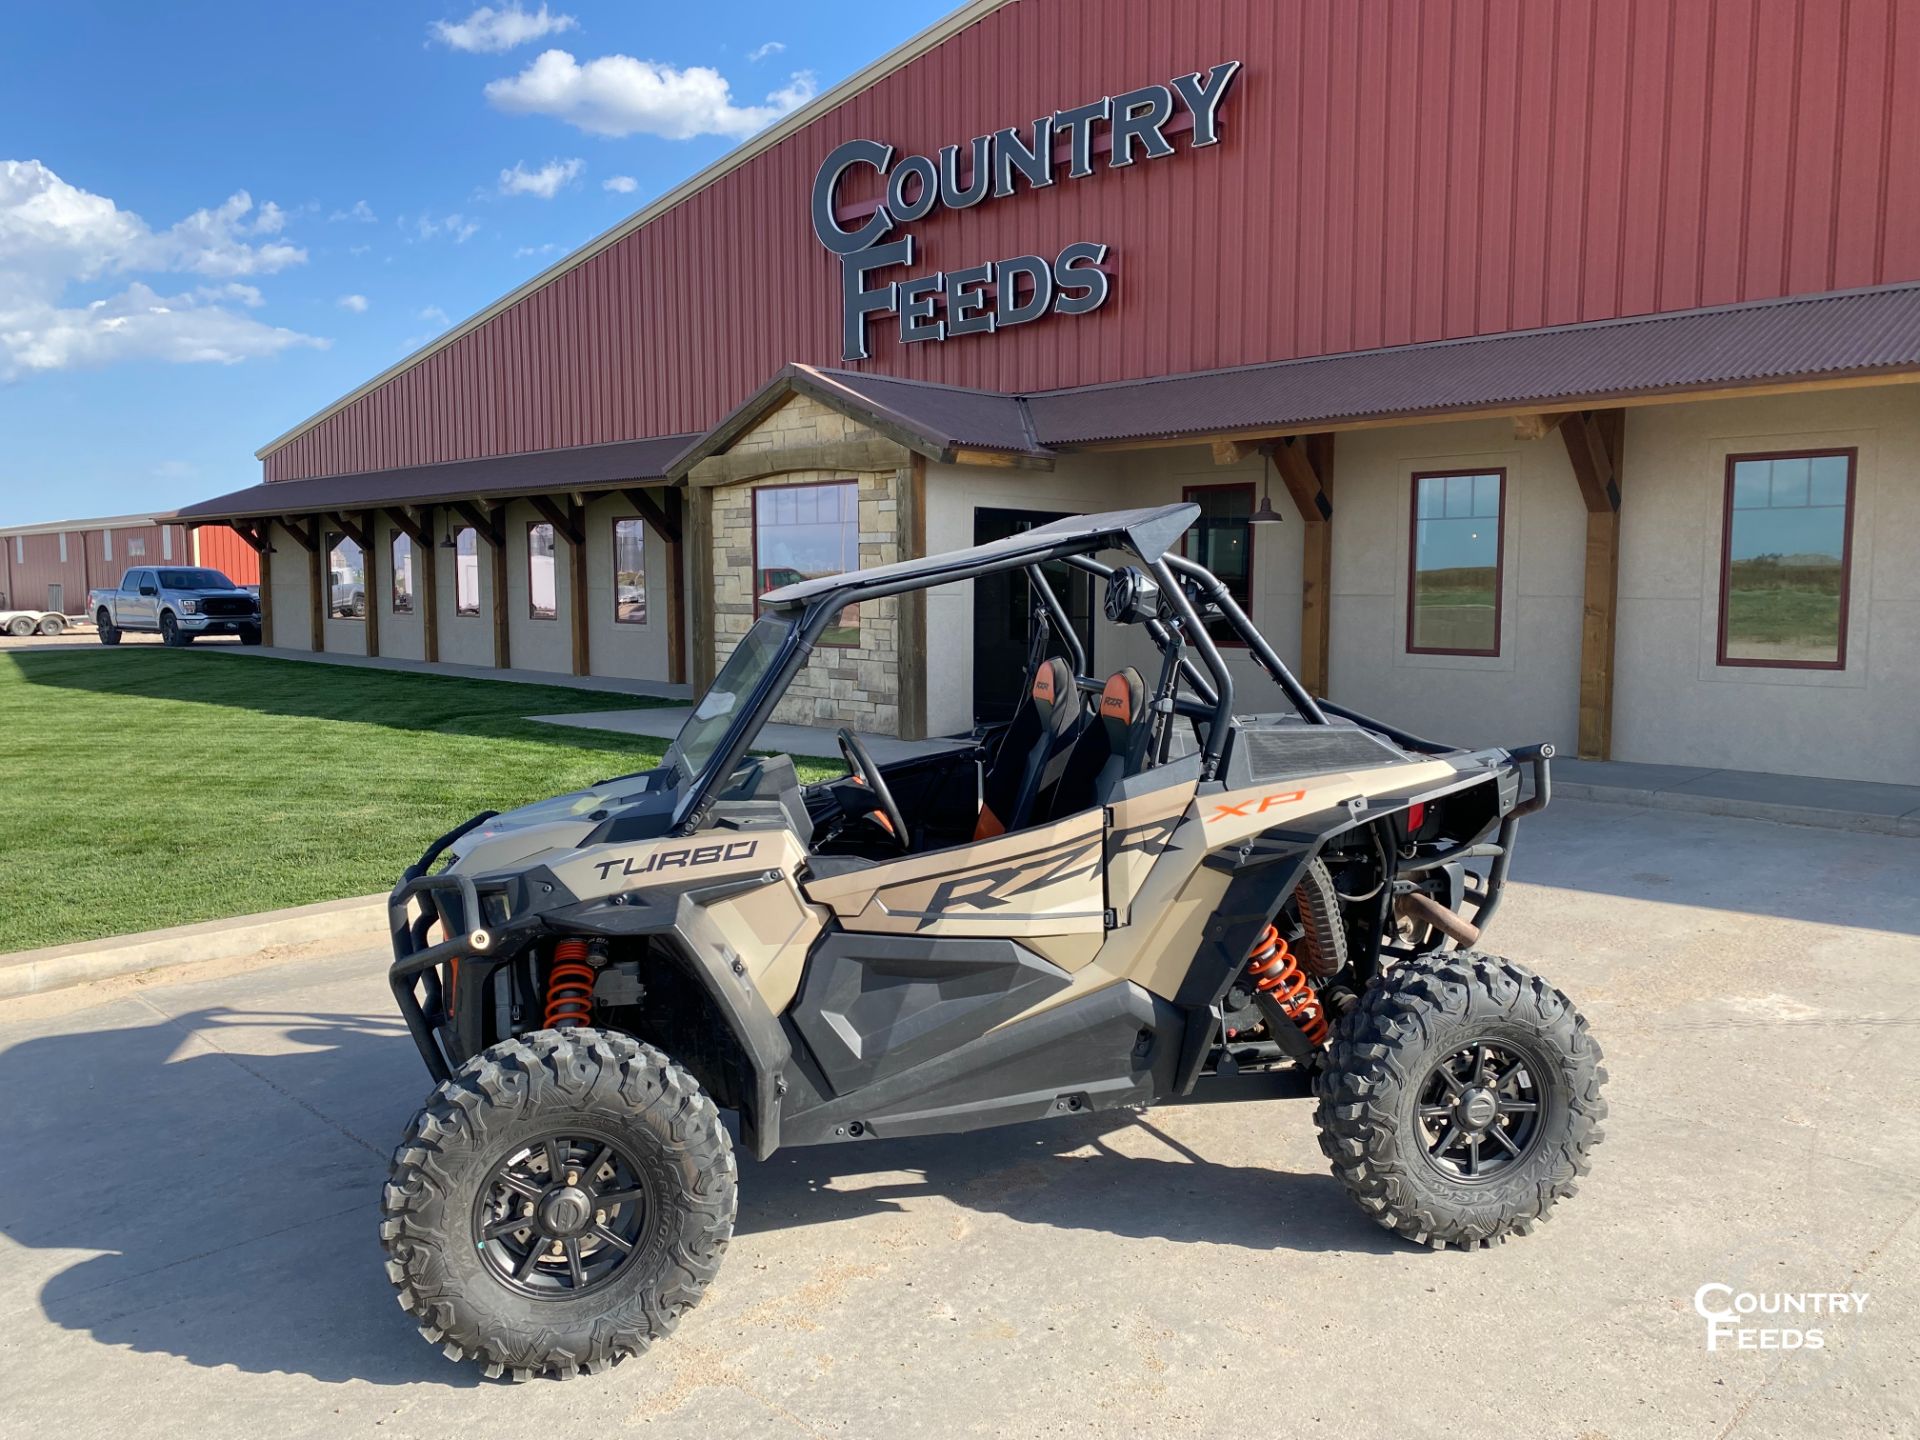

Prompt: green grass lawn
[0,650,835,954]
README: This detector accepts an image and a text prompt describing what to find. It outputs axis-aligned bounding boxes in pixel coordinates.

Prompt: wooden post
[1272,435,1336,698]
[257,525,274,647]
[688,486,715,690]
[360,509,380,658]
[1558,410,1625,760]
[569,501,590,676]
[893,455,928,738]
[417,508,439,664]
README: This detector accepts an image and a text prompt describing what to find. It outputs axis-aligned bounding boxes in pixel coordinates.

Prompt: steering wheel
[836,728,909,851]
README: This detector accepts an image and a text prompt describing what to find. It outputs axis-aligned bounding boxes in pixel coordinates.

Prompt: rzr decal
[592,838,760,881]
[914,836,1103,928]
[1111,814,1181,858]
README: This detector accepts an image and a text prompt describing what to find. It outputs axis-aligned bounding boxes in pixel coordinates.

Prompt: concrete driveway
[1,800,1914,1439]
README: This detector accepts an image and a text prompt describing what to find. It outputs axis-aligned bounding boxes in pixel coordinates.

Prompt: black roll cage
[670,520,1446,834]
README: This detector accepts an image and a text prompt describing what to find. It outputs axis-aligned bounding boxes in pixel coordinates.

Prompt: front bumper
[178,611,259,633]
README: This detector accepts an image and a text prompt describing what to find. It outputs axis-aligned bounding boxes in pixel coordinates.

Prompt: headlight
[180,599,199,615]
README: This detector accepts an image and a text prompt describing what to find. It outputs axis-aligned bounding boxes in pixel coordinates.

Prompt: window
[391,532,415,614]
[1180,483,1254,644]
[753,481,860,645]
[455,527,480,616]
[326,531,365,620]
[1719,450,1855,669]
[162,526,173,560]
[126,536,146,558]
[528,522,557,620]
[1409,470,1504,656]
[613,517,647,624]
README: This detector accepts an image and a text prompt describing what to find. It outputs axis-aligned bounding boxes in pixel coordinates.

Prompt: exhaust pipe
[1396,891,1481,948]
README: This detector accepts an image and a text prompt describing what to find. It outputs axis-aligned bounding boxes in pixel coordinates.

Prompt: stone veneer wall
[707,394,903,733]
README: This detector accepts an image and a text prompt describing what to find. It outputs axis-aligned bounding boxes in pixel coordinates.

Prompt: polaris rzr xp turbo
[381,503,1606,1379]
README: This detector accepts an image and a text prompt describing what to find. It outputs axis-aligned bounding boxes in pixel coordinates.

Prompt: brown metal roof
[178,435,696,522]
[798,367,1043,456]
[1023,282,1920,445]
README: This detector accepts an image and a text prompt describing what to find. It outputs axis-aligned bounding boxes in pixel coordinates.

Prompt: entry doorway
[972,508,1096,726]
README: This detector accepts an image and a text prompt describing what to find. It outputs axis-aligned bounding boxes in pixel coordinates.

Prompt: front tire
[240,624,263,646]
[381,1029,737,1380]
[159,612,192,646]
[1314,954,1606,1249]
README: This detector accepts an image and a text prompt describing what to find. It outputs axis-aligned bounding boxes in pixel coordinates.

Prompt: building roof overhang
[176,435,696,524]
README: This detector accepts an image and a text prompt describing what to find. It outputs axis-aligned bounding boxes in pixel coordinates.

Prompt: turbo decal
[592,838,760,881]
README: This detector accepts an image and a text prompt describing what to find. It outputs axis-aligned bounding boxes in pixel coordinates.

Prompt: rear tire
[1314,953,1606,1250]
[381,1028,736,1380]
[96,611,120,644]
[37,613,65,635]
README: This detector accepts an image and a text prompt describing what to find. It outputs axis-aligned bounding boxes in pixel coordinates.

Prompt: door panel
[803,808,1107,941]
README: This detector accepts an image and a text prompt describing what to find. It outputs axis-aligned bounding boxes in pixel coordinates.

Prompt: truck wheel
[38,613,66,636]
[381,1028,737,1380]
[1314,953,1606,1250]
[96,610,120,645]
[240,625,263,646]
[159,612,193,646]
[5,615,34,637]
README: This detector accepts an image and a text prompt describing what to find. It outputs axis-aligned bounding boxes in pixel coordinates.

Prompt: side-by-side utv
[380,503,1607,1380]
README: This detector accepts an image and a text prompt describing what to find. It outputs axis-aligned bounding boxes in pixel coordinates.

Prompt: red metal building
[183,0,1920,784]
[0,515,254,617]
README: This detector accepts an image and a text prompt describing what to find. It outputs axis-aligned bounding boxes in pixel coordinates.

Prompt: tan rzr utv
[381,503,1606,1379]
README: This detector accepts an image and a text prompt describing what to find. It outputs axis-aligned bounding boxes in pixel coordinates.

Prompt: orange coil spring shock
[1244,924,1329,1046]
[543,939,597,1029]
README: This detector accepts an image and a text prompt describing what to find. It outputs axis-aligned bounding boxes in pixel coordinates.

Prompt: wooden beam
[1512,411,1573,442]
[950,447,1054,471]
[621,486,682,545]
[328,512,367,550]
[228,520,268,553]
[417,506,439,664]
[1267,435,1336,697]
[1560,409,1625,760]
[486,504,509,670]
[279,515,317,553]
[568,500,590,676]
[1560,410,1620,513]
[258,523,274,647]
[452,500,502,548]
[305,524,325,653]
[361,509,380,659]
[1271,436,1333,521]
[384,506,426,547]
[529,493,582,548]
[1211,437,1262,466]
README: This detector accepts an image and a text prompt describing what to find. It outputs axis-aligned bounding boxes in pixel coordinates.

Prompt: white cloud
[0,159,319,379]
[331,199,377,223]
[348,243,372,256]
[406,212,481,243]
[602,174,638,194]
[432,3,575,53]
[338,293,369,312]
[486,50,818,139]
[498,157,584,199]
[153,459,196,480]
[747,41,785,62]
[514,242,561,258]
[419,305,450,326]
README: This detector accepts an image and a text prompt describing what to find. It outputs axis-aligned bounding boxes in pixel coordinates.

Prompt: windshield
[668,613,793,784]
[156,568,237,590]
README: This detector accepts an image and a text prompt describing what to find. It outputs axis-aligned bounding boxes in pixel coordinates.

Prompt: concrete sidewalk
[1556,757,1920,837]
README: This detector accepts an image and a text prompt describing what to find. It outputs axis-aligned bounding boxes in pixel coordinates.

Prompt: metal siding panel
[256,0,1920,483]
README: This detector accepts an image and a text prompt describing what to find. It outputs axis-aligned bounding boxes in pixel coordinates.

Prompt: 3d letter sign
[812,61,1242,361]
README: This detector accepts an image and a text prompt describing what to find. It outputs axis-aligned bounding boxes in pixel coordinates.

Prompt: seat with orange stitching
[1041,666,1154,820]
[974,656,1084,839]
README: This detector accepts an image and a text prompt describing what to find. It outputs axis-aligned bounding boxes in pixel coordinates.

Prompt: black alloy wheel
[473,1133,653,1299]
[1415,1040,1545,1182]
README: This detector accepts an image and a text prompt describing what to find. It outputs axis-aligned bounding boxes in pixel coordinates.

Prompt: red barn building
[182,0,1920,783]
[0,514,255,617]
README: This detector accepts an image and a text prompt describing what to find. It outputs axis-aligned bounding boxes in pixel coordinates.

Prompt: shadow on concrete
[0,1008,1390,1386]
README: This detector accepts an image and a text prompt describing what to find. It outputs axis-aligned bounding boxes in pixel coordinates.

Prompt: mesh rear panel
[1238,727,1407,780]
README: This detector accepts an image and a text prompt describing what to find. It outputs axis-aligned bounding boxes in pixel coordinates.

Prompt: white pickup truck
[88,566,262,647]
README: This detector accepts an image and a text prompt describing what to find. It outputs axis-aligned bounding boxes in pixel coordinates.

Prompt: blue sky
[0,0,949,526]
